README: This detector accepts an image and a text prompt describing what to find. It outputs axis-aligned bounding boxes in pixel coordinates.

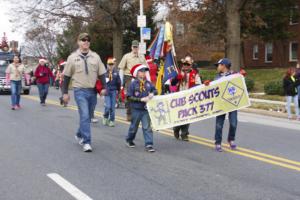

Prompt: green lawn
[199,68,286,92]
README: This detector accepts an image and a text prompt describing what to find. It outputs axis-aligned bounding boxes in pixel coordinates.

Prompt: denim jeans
[126,108,153,146]
[89,93,98,119]
[10,80,22,106]
[104,90,117,121]
[74,88,97,144]
[37,83,49,103]
[286,95,299,118]
[215,111,238,145]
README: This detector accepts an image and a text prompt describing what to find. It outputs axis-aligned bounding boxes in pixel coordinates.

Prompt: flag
[155,61,164,95]
[147,29,160,58]
[154,25,165,60]
[163,50,178,82]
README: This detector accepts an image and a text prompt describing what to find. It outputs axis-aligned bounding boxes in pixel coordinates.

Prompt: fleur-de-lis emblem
[228,86,236,96]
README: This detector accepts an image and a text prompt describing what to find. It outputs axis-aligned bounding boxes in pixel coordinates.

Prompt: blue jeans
[90,93,98,119]
[286,95,299,118]
[126,108,153,146]
[10,80,22,106]
[74,88,97,144]
[215,111,238,145]
[103,90,117,121]
[37,83,49,104]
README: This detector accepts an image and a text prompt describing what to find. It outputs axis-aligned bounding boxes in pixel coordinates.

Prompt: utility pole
[140,0,144,44]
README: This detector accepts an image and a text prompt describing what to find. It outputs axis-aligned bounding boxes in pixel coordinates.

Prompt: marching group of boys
[56,33,239,153]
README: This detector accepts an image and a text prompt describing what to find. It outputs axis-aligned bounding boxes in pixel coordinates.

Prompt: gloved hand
[148,93,154,99]
[203,80,211,86]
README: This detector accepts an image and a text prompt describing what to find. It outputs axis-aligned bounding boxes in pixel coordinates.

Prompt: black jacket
[283,76,300,96]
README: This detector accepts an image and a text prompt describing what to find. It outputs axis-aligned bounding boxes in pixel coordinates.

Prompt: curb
[241,108,288,119]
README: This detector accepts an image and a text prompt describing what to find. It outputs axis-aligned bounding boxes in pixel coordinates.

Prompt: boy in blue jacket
[126,64,157,152]
[103,57,121,127]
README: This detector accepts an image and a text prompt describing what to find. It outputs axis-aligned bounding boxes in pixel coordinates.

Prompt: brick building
[243,2,300,68]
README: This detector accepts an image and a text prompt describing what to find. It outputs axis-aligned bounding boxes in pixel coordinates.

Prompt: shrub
[264,80,284,95]
[245,78,254,92]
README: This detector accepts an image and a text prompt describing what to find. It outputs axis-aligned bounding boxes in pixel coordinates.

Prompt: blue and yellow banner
[147,74,251,130]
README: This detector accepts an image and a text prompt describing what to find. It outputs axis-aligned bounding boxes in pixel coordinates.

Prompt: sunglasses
[81,38,91,42]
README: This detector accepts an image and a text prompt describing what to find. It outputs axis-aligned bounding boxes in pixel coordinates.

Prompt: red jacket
[35,65,54,84]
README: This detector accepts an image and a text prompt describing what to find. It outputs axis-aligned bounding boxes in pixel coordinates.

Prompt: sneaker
[75,135,84,146]
[181,135,189,141]
[41,103,46,106]
[16,105,21,109]
[83,144,92,152]
[102,118,108,125]
[59,97,63,105]
[11,107,15,110]
[126,141,135,148]
[91,118,99,123]
[174,131,179,139]
[215,144,223,152]
[228,141,237,150]
[108,121,115,127]
[145,145,155,153]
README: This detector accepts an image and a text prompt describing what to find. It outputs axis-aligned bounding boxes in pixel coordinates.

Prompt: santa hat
[39,57,47,63]
[130,64,149,78]
[107,57,116,65]
[145,55,153,63]
[59,60,66,66]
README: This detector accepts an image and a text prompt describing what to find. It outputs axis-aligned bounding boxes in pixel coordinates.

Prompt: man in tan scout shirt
[118,40,148,121]
[62,33,107,152]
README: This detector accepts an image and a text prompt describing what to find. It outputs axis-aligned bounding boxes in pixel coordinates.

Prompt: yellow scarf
[139,79,146,92]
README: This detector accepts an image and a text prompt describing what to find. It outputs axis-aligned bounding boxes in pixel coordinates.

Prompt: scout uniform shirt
[64,49,106,88]
[127,79,156,110]
[118,52,147,76]
[6,63,25,81]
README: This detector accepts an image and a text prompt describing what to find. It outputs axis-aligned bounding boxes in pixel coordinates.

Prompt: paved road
[1,86,300,200]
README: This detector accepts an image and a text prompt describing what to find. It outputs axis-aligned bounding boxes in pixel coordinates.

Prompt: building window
[265,43,273,63]
[289,42,298,61]
[290,6,299,25]
[176,22,184,36]
[252,44,258,60]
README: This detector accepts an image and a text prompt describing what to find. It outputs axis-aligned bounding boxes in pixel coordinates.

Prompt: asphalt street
[1,86,300,200]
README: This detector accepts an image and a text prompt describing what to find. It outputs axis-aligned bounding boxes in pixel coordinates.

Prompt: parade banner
[147,74,251,130]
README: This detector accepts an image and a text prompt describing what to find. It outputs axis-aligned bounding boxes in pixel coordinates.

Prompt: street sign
[137,15,146,28]
[139,42,146,55]
[142,28,151,40]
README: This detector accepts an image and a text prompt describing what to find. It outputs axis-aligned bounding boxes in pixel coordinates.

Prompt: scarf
[139,79,146,92]
[108,71,113,81]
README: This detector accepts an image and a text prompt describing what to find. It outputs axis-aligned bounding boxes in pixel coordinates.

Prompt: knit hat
[130,64,149,78]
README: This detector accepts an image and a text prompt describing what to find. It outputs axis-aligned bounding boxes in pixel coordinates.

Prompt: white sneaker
[83,144,92,152]
[75,136,84,146]
[91,118,99,123]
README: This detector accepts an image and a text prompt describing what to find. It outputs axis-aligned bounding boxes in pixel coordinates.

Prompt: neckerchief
[79,54,89,74]
[109,71,113,81]
[139,79,146,92]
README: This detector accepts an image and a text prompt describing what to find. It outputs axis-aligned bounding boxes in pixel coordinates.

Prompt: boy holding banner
[126,64,157,152]
[172,55,202,141]
[214,58,238,152]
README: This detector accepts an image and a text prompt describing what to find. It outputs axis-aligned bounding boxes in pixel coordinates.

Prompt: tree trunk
[225,0,241,71]
[112,24,123,65]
